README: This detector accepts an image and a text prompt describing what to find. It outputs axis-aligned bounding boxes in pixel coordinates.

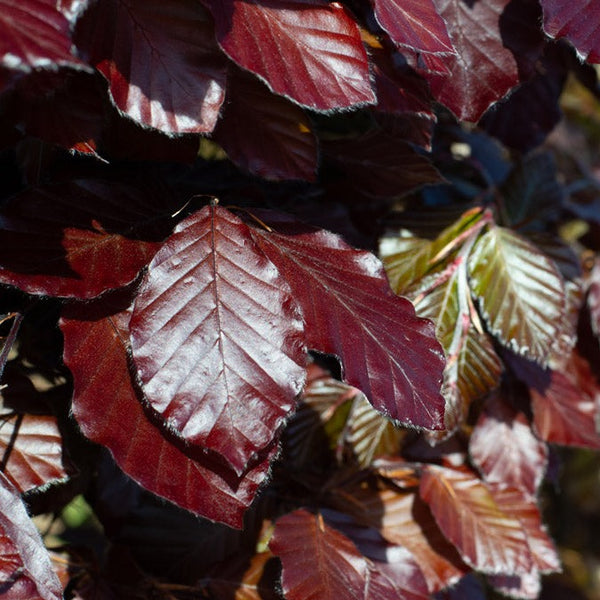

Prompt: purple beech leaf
[0,472,62,600]
[213,68,318,181]
[542,0,600,63]
[489,484,561,574]
[427,0,520,121]
[371,0,454,56]
[205,0,375,111]
[333,480,468,593]
[0,412,69,493]
[60,301,273,528]
[0,178,175,299]
[420,465,533,575]
[74,0,227,134]
[247,210,446,431]
[0,0,86,75]
[469,391,548,497]
[130,205,306,475]
[269,509,369,600]
[467,225,566,365]
[323,131,443,198]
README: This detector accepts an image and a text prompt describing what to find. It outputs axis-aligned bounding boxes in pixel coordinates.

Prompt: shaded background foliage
[1,0,600,599]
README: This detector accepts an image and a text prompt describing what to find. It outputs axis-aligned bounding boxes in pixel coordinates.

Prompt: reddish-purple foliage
[0,0,599,598]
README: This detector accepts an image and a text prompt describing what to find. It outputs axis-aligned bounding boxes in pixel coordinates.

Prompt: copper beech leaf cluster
[0,0,600,599]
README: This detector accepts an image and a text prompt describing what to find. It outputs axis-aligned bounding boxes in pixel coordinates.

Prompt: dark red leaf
[74,0,227,134]
[323,131,443,198]
[0,178,175,299]
[248,210,446,430]
[542,0,600,63]
[213,68,318,181]
[130,206,306,474]
[60,302,272,528]
[0,412,69,493]
[469,391,548,497]
[527,351,600,449]
[427,0,520,121]
[371,0,454,56]
[206,0,375,110]
[0,0,85,74]
[269,509,368,600]
[0,472,62,600]
[420,465,533,574]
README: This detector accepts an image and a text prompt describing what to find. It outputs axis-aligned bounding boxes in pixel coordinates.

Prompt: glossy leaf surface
[468,225,565,364]
[249,210,446,430]
[61,302,272,527]
[213,69,318,181]
[207,0,375,110]
[0,472,62,600]
[420,465,532,574]
[75,0,227,133]
[130,206,306,474]
[270,509,368,600]
[0,179,173,299]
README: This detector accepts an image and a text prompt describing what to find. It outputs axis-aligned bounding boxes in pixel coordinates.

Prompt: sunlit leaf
[249,210,446,431]
[589,259,600,338]
[269,509,368,600]
[420,465,533,574]
[130,205,306,474]
[467,225,566,364]
[469,391,548,497]
[0,472,62,600]
[206,0,375,110]
[74,0,227,134]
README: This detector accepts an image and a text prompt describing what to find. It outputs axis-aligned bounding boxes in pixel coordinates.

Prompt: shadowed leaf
[74,0,227,134]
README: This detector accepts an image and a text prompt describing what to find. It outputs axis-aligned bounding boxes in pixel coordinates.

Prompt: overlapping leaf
[0,411,68,493]
[469,391,548,497]
[371,0,454,57]
[0,0,85,74]
[248,210,446,430]
[0,178,175,298]
[323,132,443,198]
[542,0,600,63]
[74,0,227,134]
[206,0,375,110]
[213,68,318,181]
[467,225,566,364]
[130,206,306,474]
[60,301,273,527]
[420,465,533,574]
[269,509,368,600]
[427,0,521,121]
[332,476,468,593]
[0,472,62,600]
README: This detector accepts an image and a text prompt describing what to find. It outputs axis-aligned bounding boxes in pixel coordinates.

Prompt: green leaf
[467,226,565,364]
